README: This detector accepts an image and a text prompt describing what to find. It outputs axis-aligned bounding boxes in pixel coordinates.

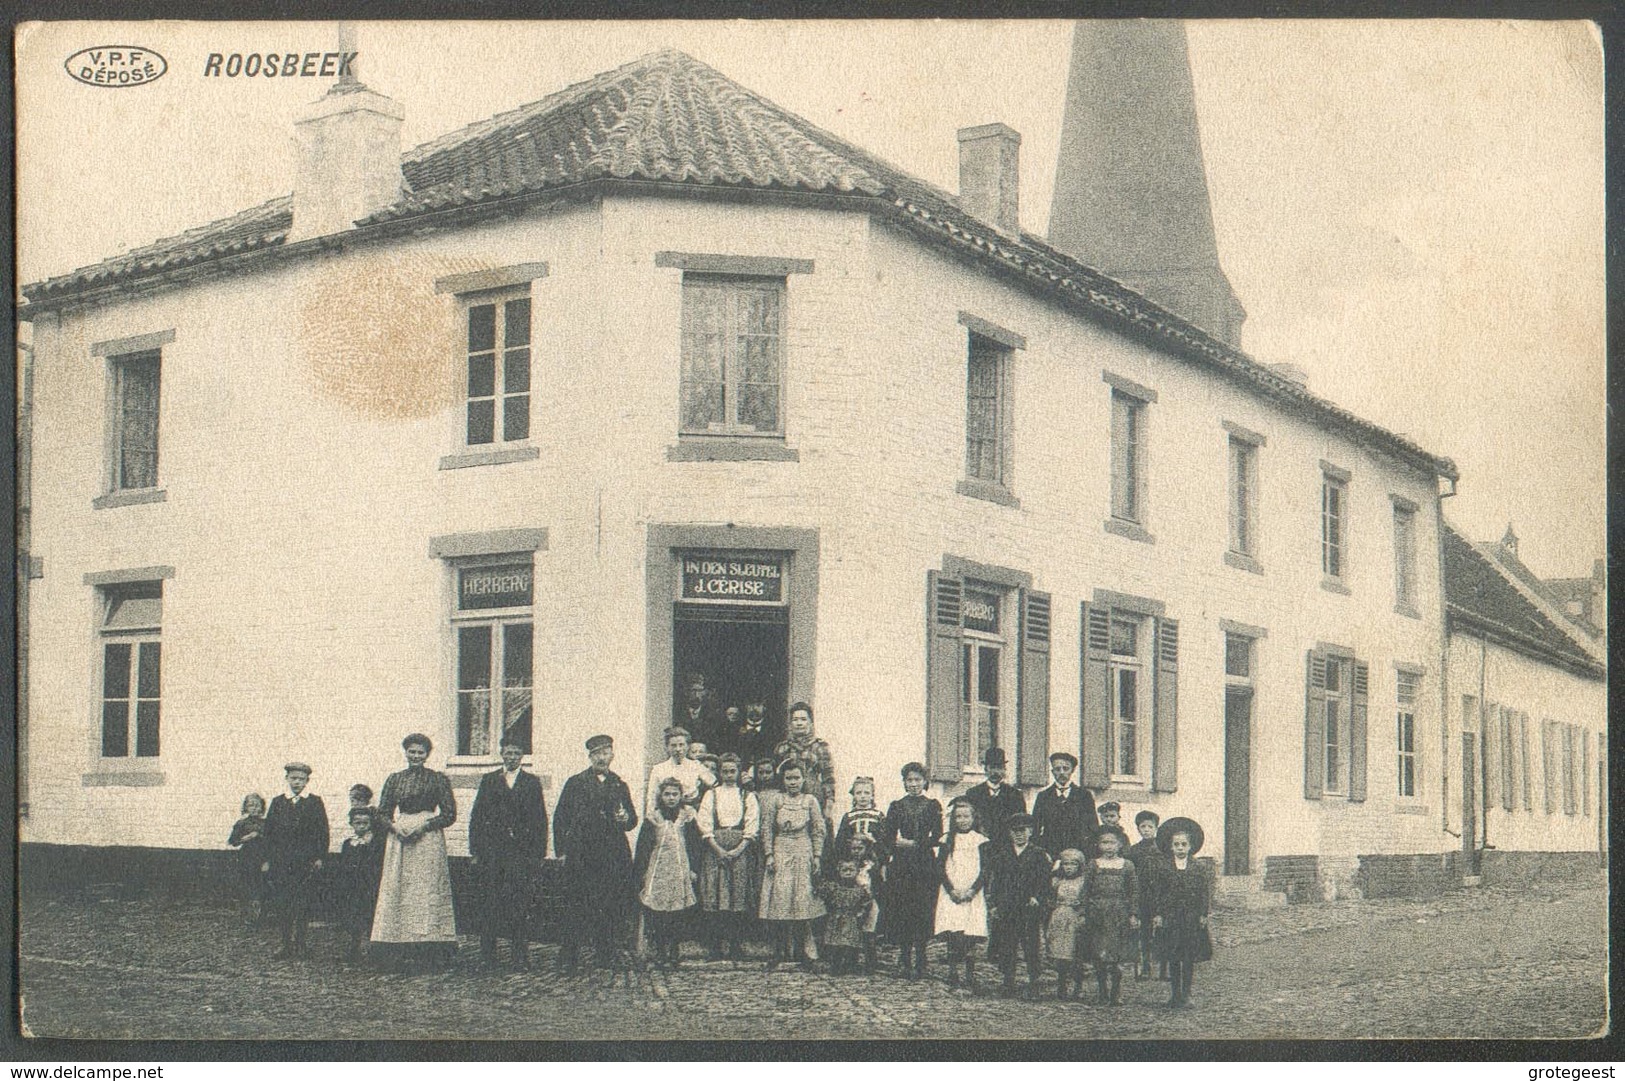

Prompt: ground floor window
[959,584,1007,770]
[99,582,163,758]
[452,559,534,756]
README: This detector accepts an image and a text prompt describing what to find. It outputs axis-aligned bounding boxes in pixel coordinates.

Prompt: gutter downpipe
[1436,474,1456,870]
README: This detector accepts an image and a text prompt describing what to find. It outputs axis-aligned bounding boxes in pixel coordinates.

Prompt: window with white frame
[1322,473,1348,580]
[110,351,161,490]
[1110,391,1146,523]
[958,584,1007,769]
[1228,437,1258,558]
[1109,614,1149,781]
[464,295,532,446]
[99,582,162,758]
[1396,669,1419,798]
[1393,502,1417,610]
[452,558,535,757]
[680,275,785,438]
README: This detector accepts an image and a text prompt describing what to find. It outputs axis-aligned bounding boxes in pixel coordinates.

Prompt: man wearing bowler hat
[963,746,1027,849]
[1031,750,1098,862]
[263,761,330,959]
[552,733,638,976]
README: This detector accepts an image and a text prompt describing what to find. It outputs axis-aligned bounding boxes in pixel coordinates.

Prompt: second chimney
[957,123,1021,238]
[288,83,406,243]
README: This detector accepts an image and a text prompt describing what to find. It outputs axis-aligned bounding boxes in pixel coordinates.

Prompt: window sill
[445,760,550,790]
[439,446,540,471]
[956,478,1021,508]
[1104,518,1155,544]
[1321,576,1352,596]
[92,488,166,510]
[1394,802,1430,816]
[1393,602,1421,620]
[1224,550,1264,575]
[82,769,166,787]
[667,439,799,462]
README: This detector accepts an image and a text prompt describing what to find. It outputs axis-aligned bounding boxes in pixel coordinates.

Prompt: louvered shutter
[1520,712,1533,811]
[926,572,964,783]
[1543,720,1557,814]
[1483,703,1501,811]
[1501,709,1516,812]
[1079,603,1111,790]
[1016,589,1052,788]
[1581,729,1591,816]
[1347,659,1369,802]
[1152,617,1179,793]
[1303,650,1327,800]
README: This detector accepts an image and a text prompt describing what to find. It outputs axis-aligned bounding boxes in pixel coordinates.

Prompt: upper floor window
[99,581,162,758]
[1393,500,1418,612]
[1228,436,1258,558]
[965,337,1011,487]
[464,296,531,446]
[1110,390,1147,523]
[1321,468,1350,581]
[112,351,161,490]
[680,275,784,438]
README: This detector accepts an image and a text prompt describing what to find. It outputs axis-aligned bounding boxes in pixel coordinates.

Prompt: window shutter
[1542,720,1556,814]
[1581,729,1591,816]
[1079,603,1111,790]
[1016,589,1052,788]
[1152,617,1179,793]
[1483,703,1500,811]
[1303,650,1327,800]
[1501,710,1515,812]
[1347,660,1368,802]
[1520,712,1533,811]
[1564,725,1577,816]
[926,572,964,783]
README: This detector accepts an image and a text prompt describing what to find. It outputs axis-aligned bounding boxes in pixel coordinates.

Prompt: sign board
[962,588,1001,634]
[458,563,533,610]
[679,553,785,605]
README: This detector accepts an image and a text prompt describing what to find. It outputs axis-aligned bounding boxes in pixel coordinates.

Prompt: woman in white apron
[371,733,459,970]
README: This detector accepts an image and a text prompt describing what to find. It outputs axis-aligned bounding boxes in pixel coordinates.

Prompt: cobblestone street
[19,879,1607,1042]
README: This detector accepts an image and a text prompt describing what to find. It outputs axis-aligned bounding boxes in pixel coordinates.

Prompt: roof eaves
[1458,532,1605,666]
[1446,603,1606,681]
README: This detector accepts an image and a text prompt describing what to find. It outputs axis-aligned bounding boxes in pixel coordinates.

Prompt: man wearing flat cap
[1031,750,1097,862]
[552,734,638,975]
[963,747,1027,849]
[263,761,330,959]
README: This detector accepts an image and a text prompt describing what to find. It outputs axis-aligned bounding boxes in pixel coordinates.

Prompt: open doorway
[672,604,789,761]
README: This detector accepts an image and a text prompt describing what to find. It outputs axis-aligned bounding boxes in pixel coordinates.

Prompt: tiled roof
[1442,523,1604,676]
[20,48,1454,479]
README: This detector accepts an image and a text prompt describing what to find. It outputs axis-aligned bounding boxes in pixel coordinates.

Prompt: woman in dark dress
[1151,816,1213,1008]
[371,733,459,970]
[881,761,943,980]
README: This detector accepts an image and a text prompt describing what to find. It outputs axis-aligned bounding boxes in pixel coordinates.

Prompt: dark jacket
[1030,784,1097,859]
[983,839,1053,922]
[1126,837,1171,913]
[469,769,550,866]
[263,793,330,902]
[553,767,639,902]
[962,782,1027,847]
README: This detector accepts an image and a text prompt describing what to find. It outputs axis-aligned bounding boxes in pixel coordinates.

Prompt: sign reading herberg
[459,563,533,610]
[680,554,785,604]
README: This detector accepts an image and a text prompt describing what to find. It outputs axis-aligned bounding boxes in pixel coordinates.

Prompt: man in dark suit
[1031,751,1098,863]
[263,761,330,959]
[728,694,782,766]
[984,812,1051,999]
[674,671,722,751]
[963,746,1027,848]
[552,733,638,976]
[469,738,550,969]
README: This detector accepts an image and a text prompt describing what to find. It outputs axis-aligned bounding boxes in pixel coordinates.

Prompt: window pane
[1325,703,1340,786]
[458,691,492,757]
[1109,618,1137,657]
[458,626,493,690]
[978,645,999,707]
[137,642,161,699]
[105,591,162,631]
[1224,633,1251,678]
[1230,440,1253,555]
[736,284,782,336]
[1111,393,1138,520]
[1324,659,1342,693]
[501,623,534,755]
[503,347,531,395]
[134,701,160,757]
[468,352,496,398]
[504,298,531,348]
[736,383,779,433]
[103,643,132,698]
[681,284,727,385]
[468,304,496,352]
[466,400,495,445]
[680,380,724,431]
[966,346,1000,482]
[737,323,780,383]
[503,394,530,442]
[102,701,130,758]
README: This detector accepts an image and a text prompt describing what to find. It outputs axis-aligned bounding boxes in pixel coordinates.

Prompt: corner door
[1461,732,1479,875]
[1223,686,1252,875]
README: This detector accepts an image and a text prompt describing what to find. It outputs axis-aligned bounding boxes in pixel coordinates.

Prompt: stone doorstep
[1212,873,1289,910]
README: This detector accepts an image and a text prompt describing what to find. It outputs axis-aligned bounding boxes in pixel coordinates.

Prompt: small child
[1045,848,1087,999]
[834,776,887,854]
[746,757,780,796]
[1126,809,1169,979]
[1082,824,1139,1006]
[934,797,989,993]
[817,858,872,975]
[634,777,703,970]
[227,793,268,923]
[1151,816,1213,1008]
[331,806,386,962]
[844,835,885,972]
[347,784,379,839]
[696,752,720,789]
[1095,802,1122,853]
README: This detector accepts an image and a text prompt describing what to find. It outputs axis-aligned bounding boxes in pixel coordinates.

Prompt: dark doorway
[1223,686,1252,875]
[672,604,790,761]
[1461,732,1480,875]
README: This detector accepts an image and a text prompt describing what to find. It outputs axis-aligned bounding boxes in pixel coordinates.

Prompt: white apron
[370,810,457,943]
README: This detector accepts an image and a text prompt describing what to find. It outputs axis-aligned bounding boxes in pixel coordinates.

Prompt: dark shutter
[926,571,964,783]
[1543,720,1557,814]
[1484,702,1500,810]
[1016,589,1052,788]
[1303,650,1326,800]
[1080,602,1111,790]
[1348,659,1369,802]
[1151,617,1178,793]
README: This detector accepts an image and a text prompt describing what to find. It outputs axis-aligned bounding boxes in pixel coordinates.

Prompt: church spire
[1047,20,1246,347]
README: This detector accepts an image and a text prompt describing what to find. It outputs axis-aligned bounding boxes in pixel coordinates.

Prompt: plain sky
[15,20,1605,579]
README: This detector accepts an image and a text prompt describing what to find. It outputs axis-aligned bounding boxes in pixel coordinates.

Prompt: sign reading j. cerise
[680,553,785,605]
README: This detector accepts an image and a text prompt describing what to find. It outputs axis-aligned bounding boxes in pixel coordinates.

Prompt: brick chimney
[287,40,404,243]
[957,123,1021,238]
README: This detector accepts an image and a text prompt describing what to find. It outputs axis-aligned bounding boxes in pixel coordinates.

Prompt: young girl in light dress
[634,778,703,969]
[1045,848,1087,999]
[933,797,989,992]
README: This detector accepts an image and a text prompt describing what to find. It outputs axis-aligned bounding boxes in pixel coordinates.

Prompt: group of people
[227,708,1214,1007]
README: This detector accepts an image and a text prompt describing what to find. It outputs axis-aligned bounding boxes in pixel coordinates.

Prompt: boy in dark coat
[984,812,1051,998]
[553,734,639,976]
[330,806,386,962]
[469,738,550,969]
[1126,809,1170,979]
[263,762,330,959]
[1031,752,1097,861]
[962,747,1027,849]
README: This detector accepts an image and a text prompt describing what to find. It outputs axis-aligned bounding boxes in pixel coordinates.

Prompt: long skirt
[759,832,825,922]
[698,830,758,913]
[371,811,457,943]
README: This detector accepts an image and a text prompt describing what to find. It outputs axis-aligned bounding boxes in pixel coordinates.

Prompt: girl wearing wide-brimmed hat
[1151,816,1213,1007]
